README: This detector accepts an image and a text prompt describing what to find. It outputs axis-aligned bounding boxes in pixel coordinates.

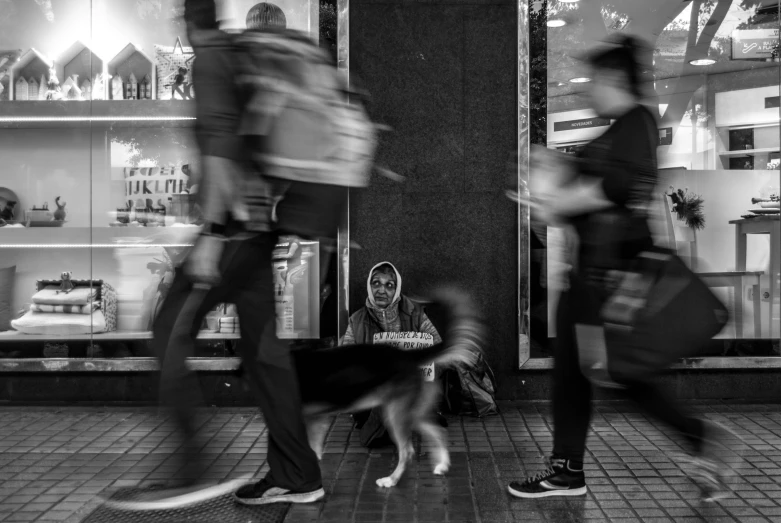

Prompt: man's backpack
[235,29,378,239]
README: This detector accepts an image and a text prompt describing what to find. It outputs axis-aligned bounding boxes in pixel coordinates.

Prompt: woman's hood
[366,261,402,308]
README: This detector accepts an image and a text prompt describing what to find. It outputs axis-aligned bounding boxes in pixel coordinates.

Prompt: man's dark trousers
[152,232,322,492]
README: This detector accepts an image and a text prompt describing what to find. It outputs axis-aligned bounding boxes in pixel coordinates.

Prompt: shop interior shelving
[0,226,200,247]
[0,100,195,128]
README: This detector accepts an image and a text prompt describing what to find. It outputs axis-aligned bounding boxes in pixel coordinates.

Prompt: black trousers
[552,278,704,463]
[152,233,322,492]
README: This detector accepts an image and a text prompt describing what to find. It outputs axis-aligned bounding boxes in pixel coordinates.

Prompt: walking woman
[507,34,741,502]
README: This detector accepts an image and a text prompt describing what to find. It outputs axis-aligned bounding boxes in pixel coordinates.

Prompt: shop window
[0,0,343,363]
[523,0,781,365]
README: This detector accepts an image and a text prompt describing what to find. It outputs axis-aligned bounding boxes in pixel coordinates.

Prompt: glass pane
[0,0,95,358]
[0,0,331,361]
[531,0,781,358]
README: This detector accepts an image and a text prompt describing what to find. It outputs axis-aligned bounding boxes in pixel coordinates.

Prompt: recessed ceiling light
[569,77,591,83]
[547,19,566,27]
[689,58,716,66]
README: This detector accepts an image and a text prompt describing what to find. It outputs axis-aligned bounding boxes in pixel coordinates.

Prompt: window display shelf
[0,101,195,128]
[0,357,243,372]
[0,330,239,341]
[718,147,780,157]
[0,225,200,248]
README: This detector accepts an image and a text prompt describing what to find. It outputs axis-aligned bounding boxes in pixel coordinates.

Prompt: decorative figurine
[57,271,74,294]
[15,77,28,100]
[45,67,62,101]
[53,196,67,221]
[111,74,124,100]
[81,79,91,100]
[125,73,138,100]
[28,77,39,101]
[0,200,16,221]
[172,67,190,100]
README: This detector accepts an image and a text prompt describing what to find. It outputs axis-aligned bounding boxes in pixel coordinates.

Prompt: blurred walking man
[124,0,323,510]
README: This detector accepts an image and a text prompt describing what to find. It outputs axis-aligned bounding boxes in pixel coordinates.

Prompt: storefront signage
[658,127,673,146]
[553,117,611,132]
[732,29,779,60]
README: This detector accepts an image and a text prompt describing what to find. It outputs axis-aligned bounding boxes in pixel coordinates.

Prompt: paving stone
[1,403,781,522]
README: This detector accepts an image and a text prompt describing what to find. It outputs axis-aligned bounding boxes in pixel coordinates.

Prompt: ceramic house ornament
[93,73,105,100]
[141,74,152,100]
[15,77,28,100]
[61,75,74,99]
[125,72,138,100]
[28,77,39,101]
[111,74,123,100]
[38,74,47,100]
[69,75,82,100]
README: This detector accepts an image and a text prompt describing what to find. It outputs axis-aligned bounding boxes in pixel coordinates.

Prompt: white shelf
[0,225,200,248]
[715,122,780,130]
[0,330,239,341]
[0,101,196,129]
[718,147,780,157]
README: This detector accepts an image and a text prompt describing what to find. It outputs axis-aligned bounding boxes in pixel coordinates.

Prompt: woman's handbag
[577,248,729,388]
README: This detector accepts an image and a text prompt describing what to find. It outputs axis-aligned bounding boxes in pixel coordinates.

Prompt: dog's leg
[306,416,331,461]
[413,383,450,476]
[376,400,414,488]
[418,420,450,475]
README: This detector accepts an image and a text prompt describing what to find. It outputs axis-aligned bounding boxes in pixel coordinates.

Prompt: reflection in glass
[530,0,781,359]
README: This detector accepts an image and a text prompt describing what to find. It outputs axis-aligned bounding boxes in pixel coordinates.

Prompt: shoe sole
[507,485,587,499]
[234,487,325,506]
[102,478,254,512]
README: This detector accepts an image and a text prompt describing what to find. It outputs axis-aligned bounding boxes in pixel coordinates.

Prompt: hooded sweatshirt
[341,262,442,345]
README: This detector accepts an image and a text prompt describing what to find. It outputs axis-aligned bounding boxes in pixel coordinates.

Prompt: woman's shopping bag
[577,248,729,387]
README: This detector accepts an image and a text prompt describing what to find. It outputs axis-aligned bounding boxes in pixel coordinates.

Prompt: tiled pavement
[0,402,780,522]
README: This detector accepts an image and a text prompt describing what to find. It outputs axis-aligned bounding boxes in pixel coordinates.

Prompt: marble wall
[348,0,522,397]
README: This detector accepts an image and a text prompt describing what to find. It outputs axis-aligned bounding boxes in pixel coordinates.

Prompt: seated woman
[341,261,446,447]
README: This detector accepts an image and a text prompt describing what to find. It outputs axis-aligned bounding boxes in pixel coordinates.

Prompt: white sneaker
[103,477,253,511]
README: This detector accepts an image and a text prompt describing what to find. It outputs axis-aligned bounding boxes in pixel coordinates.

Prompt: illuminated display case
[0,0,340,362]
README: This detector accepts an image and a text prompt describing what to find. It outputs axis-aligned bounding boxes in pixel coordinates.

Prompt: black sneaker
[234,477,325,506]
[507,458,587,498]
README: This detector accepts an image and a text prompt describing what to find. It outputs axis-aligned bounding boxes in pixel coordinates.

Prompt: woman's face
[370,270,397,309]
[587,67,630,117]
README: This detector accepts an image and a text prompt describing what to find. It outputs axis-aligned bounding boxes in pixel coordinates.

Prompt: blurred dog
[292,286,484,488]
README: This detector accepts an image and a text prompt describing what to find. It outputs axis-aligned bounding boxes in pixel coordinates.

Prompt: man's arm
[192,46,247,230]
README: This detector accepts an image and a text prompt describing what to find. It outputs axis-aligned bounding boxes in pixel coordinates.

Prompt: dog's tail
[405,286,485,369]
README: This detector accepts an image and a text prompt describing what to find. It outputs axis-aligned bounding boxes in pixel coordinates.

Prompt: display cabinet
[0,0,340,366]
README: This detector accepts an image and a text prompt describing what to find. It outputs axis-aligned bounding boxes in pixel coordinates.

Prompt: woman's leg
[552,288,594,464]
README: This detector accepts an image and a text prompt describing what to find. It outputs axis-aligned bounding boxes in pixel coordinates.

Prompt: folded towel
[11,310,107,335]
[32,286,98,306]
[30,301,99,315]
